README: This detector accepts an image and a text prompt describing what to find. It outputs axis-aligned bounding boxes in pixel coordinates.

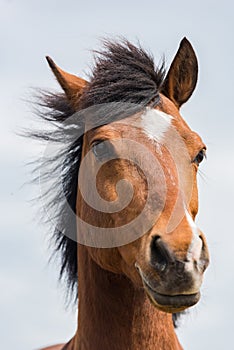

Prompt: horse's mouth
[144,280,200,312]
[135,263,200,312]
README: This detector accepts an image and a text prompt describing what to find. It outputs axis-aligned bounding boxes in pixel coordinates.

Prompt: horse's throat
[74,246,182,350]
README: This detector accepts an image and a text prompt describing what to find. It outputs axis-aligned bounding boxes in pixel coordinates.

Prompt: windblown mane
[80,39,165,108]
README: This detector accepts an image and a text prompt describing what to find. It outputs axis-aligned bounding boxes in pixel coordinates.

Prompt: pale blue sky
[1,0,234,349]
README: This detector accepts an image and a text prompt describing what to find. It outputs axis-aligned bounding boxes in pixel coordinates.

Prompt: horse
[35,38,210,350]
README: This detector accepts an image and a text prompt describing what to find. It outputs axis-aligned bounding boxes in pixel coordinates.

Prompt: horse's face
[81,93,209,313]
[47,38,209,313]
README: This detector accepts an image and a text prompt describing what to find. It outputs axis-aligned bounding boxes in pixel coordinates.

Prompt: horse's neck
[72,246,182,350]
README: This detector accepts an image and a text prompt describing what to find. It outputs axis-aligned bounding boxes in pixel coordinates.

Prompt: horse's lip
[135,262,200,308]
[145,282,200,308]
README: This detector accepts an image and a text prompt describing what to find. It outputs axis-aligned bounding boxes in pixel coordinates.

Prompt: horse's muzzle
[135,235,209,312]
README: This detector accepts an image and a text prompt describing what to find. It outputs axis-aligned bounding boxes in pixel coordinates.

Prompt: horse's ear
[46,56,88,101]
[161,38,198,109]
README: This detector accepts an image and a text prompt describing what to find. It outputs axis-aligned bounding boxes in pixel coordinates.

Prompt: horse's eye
[193,149,206,166]
[92,141,116,161]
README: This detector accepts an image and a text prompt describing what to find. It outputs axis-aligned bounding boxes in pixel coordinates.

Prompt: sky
[1,0,234,349]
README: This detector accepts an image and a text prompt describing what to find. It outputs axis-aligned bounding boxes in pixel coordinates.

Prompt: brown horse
[37,38,209,350]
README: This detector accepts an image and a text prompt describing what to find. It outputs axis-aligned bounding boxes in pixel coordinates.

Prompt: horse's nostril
[150,236,174,273]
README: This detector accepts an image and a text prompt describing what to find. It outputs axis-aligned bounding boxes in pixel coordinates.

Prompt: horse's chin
[143,281,200,313]
[135,263,201,313]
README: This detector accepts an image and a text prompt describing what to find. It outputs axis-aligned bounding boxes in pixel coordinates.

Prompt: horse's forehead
[156,94,205,152]
[133,108,173,144]
[114,107,193,149]
[87,96,204,154]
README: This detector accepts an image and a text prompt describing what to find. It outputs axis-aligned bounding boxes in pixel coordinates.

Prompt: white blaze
[140,108,173,143]
[185,208,203,272]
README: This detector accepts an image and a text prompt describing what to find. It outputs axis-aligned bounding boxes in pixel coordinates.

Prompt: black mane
[80,39,165,108]
[34,39,167,301]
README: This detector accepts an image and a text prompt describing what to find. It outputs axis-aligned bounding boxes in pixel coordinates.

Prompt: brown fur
[39,38,209,349]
